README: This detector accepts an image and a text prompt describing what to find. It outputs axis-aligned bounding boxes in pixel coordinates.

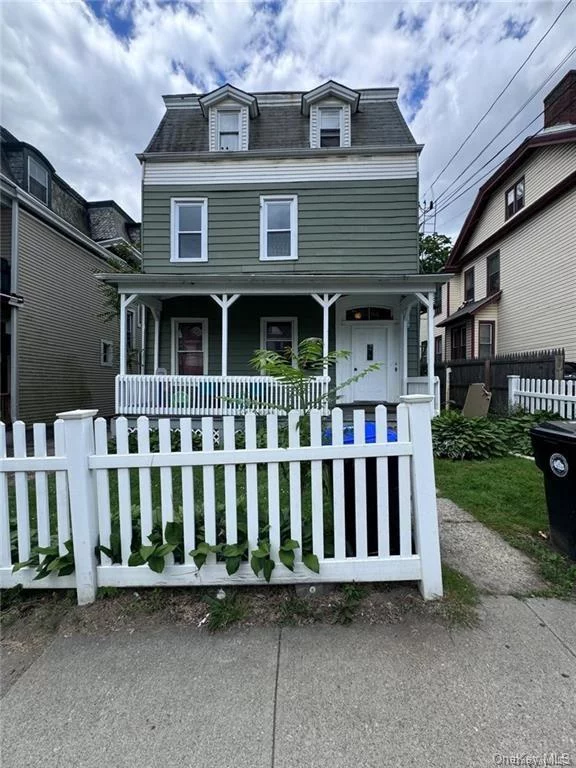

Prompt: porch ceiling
[95,271,452,296]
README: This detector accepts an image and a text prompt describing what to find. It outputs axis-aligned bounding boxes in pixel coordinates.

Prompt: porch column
[399,297,418,396]
[427,290,435,405]
[140,305,146,374]
[210,294,240,376]
[119,293,137,375]
[311,293,341,376]
[416,291,436,407]
[151,308,160,372]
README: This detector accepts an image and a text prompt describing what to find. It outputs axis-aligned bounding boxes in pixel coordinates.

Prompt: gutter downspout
[10,199,19,423]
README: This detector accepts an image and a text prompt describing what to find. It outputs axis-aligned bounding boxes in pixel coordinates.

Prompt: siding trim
[143,154,418,185]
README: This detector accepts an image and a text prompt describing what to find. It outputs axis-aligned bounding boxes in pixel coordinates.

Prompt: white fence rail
[116,374,331,416]
[406,376,440,416]
[0,396,442,604]
[508,375,576,419]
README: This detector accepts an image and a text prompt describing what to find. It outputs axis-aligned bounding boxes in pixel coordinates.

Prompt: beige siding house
[433,71,576,365]
[0,127,142,423]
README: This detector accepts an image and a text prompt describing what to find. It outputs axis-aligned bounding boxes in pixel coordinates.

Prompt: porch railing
[115,374,331,416]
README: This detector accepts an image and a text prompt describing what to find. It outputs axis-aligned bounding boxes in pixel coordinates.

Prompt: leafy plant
[127,522,183,573]
[190,540,249,575]
[13,540,75,580]
[333,582,367,625]
[250,538,275,582]
[432,411,509,460]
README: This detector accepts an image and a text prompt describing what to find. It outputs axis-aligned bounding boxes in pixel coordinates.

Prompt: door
[350,326,390,401]
[174,320,207,375]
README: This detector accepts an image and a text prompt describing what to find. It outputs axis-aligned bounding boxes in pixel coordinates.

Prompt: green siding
[150,295,330,375]
[142,180,419,274]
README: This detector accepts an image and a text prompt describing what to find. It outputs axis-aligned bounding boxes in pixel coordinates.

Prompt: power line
[423,0,574,199]
[434,44,576,207]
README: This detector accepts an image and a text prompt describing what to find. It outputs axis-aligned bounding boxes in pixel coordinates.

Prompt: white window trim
[171,318,209,375]
[27,156,49,203]
[170,198,208,262]
[100,340,113,367]
[217,108,241,151]
[259,195,298,261]
[260,317,298,368]
[126,307,137,349]
[319,106,344,148]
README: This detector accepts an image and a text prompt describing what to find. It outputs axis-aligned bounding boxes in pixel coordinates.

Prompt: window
[319,108,341,147]
[100,340,113,367]
[261,318,297,361]
[126,308,136,351]
[434,336,443,363]
[170,199,208,262]
[345,307,393,321]
[451,325,467,360]
[486,251,500,294]
[260,196,298,261]
[478,322,495,358]
[28,157,48,203]
[505,177,524,218]
[218,110,240,151]
[434,284,442,315]
[464,267,475,302]
[173,319,207,375]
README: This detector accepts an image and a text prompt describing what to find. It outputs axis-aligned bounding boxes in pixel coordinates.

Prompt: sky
[1,0,574,239]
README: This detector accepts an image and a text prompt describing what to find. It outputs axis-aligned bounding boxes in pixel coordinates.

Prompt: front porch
[98,272,444,417]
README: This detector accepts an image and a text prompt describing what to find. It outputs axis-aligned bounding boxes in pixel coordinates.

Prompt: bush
[495,410,561,457]
[432,411,509,460]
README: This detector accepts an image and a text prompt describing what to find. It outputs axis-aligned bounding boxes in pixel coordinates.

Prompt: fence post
[507,375,520,412]
[554,352,564,381]
[57,408,99,605]
[400,395,443,600]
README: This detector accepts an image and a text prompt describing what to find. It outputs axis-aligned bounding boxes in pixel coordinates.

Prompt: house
[432,71,576,364]
[97,81,447,417]
[0,127,142,424]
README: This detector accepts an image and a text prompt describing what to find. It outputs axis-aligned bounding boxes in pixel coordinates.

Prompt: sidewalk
[2,595,575,768]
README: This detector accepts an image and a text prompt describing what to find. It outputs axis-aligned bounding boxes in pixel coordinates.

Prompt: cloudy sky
[1,0,574,237]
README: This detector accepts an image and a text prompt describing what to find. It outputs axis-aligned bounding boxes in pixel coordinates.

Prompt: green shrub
[432,411,509,460]
[495,410,561,457]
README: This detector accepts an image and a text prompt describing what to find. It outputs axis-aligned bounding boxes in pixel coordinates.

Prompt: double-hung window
[261,318,297,361]
[28,157,48,203]
[260,195,298,261]
[171,199,208,262]
[218,110,240,151]
[451,325,467,360]
[505,178,524,218]
[486,251,500,294]
[464,267,475,302]
[319,108,341,147]
[478,322,495,358]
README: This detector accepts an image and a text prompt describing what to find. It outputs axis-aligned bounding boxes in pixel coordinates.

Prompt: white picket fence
[0,396,442,605]
[115,374,331,416]
[508,375,576,419]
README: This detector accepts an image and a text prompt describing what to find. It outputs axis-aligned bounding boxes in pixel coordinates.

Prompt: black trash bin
[531,421,576,560]
[324,423,400,556]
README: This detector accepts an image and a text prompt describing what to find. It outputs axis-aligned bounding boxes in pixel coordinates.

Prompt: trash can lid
[530,421,576,441]
[323,422,397,444]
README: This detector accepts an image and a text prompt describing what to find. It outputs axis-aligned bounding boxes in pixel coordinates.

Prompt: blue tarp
[324,422,397,445]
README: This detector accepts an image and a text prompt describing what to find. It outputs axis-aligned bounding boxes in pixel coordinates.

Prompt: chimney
[544,70,576,128]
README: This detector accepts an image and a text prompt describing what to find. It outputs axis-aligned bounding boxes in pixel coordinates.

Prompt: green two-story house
[98,81,443,416]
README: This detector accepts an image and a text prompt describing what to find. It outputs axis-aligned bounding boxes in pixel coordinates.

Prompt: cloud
[1,0,574,237]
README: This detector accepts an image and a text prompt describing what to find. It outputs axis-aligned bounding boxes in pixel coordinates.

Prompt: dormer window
[28,156,48,204]
[505,178,524,219]
[218,110,240,151]
[320,108,342,147]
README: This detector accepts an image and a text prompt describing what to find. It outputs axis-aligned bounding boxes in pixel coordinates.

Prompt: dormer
[301,81,360,149]
[198,84,259,152]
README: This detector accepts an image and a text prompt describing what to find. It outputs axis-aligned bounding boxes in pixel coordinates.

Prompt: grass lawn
[435,456,576,598]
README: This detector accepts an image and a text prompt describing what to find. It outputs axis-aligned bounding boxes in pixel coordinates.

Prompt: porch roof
[95,271,452,296]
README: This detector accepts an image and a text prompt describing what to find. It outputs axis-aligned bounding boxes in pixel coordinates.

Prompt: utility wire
[434,44,576,207]
[423,0,574,199]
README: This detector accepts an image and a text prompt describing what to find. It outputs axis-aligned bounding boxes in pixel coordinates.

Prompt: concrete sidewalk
[2,596,575,768]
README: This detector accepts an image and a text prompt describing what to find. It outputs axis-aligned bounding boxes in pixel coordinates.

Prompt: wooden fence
[437,349,565,412]
[0,396,442,604]
[508,376,576,419]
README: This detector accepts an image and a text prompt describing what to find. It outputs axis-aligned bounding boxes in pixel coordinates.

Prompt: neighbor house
[0,127,142,423]
[432,71,576,364]
[98,81,447,417]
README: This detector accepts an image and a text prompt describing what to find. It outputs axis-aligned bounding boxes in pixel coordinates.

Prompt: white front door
[350,326,390,401]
